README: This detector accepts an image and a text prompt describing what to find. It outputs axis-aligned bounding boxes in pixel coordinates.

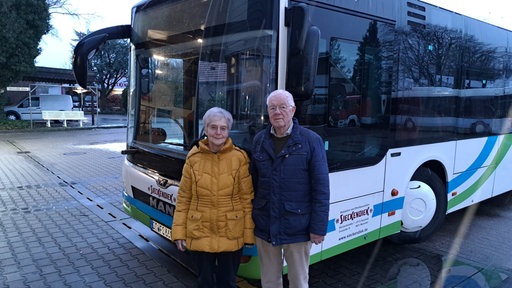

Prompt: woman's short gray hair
[202,107,233,130]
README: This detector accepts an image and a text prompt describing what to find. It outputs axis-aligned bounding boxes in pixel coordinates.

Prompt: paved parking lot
[3,122,512,287]
[0,127,197,287]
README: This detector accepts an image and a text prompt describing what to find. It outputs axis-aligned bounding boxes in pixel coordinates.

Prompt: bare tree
[398,24,501,88]
[47,0,78,17]
[73,30,129,111]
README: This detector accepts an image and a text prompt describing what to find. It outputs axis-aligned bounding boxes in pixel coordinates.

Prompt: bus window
[306,8,394,170]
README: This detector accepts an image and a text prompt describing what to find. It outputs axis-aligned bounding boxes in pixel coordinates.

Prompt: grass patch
[0,120,32,130]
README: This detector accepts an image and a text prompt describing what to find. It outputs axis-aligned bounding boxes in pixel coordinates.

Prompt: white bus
[73,0,512,281]
[392,86,512,134]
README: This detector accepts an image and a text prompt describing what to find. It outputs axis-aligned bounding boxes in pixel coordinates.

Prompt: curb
[0,124,127,134]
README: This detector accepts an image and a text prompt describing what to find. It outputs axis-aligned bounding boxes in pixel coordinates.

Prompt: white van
[4,94,73,121]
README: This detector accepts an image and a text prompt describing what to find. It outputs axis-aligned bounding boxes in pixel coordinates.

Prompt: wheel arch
[403,117,416,130]
[420,160,447,186]
[5,110,21,120]
[347,114,360,126]
[388,160,449,244]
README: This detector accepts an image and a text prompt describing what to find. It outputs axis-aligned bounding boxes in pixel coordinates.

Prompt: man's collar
[270,122,294,137]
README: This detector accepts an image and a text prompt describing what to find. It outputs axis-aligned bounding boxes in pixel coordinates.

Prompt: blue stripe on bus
[125,194,174,226]
[125,193,260,256]
[327,218,336,233]
[447,136,497,193]
[372,197,405,217]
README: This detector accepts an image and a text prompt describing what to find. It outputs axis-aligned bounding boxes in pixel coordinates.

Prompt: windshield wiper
[161,141,186,147]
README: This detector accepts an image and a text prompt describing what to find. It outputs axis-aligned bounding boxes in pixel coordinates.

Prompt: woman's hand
[175,239,187,252]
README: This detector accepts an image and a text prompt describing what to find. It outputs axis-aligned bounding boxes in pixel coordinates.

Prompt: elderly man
[251,89,330,288]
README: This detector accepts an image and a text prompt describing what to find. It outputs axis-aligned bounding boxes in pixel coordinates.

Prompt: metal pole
[91,89,95,126]
[29,86,37,129]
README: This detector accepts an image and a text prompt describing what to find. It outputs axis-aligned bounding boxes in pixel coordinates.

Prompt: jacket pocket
[186,211,206,239]
[282,202,311,236]
[253,153,272,175]
[225,211,244,239]
[281,152,308,178]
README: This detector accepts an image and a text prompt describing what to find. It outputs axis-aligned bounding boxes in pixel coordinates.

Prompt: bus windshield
[128,0,277,152]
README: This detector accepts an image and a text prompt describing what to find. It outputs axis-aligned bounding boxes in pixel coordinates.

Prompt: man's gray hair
[266,89,295,107]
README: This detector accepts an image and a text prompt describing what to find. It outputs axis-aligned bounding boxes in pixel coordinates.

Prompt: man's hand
[310,233,324,245]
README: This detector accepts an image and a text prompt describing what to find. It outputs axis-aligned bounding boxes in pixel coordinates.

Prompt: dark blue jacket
[251,118,330,246]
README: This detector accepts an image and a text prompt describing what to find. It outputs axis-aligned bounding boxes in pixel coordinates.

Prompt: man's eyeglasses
[268,105,291,113]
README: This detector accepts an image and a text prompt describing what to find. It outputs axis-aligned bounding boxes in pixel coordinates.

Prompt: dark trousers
[191,249,242,288]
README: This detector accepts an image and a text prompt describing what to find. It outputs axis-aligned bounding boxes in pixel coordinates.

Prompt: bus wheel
[404,118,416,130]
[388,167,447,244]
[471,121,489,134]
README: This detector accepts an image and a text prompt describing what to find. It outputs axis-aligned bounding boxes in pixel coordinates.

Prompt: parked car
[71,95,100,112]
[72,95,81,110]
[4,94,73,121]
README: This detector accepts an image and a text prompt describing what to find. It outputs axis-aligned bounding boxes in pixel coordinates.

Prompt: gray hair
[202,107,233,130]
[266,89,295,107]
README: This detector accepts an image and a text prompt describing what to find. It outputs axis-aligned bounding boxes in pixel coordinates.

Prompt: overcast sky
[422,0,510,29]
[35,0,512,69]
[35,0,139,68]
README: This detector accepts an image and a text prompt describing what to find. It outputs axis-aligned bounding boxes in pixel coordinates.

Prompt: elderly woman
[171,107,255,288]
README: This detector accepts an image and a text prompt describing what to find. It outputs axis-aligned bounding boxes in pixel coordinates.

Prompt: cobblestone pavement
[0,127,197,287]
[3,122,512,287]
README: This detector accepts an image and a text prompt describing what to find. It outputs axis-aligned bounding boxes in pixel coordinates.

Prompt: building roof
[22,66,97,85]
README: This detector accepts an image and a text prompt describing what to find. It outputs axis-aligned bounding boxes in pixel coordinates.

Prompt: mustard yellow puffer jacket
[171,138,255,252]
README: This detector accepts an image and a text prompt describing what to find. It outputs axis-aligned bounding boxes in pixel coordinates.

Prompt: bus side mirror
[285,4,320,100]
[73,35,108,88]
[72,25,132,89]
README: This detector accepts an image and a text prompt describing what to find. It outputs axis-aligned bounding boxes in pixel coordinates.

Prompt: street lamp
[74,86,95,125]
[73,86,87,110]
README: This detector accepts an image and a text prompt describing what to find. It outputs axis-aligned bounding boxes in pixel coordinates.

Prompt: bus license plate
[151,220,172,241]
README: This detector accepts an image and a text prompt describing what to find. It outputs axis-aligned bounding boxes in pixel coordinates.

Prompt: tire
[404,118,416,130]
[388,167,447,244]
[6,113,19,121]
[471,121,489,134]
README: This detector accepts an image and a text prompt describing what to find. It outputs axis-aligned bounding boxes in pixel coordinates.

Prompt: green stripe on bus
[321,221,401,259]
[448,134,512,210]
[124,203,151,227]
